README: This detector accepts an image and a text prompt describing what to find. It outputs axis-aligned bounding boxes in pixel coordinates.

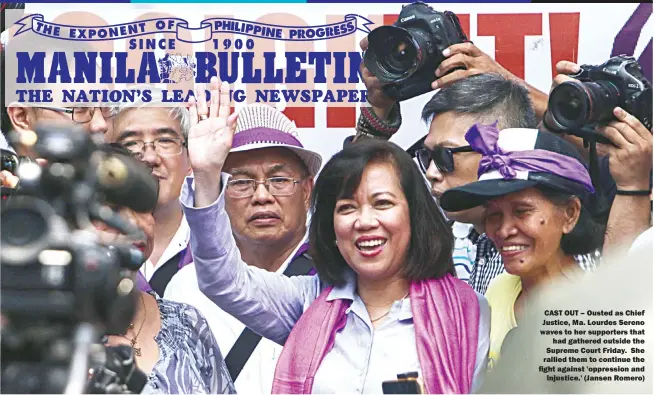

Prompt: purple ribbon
[136,270,153,293]
[466,123,595,193]
[232,127,304,149]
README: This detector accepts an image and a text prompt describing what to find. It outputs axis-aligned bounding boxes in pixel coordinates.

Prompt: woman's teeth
[357,240,386,249]
[502,245,527,252]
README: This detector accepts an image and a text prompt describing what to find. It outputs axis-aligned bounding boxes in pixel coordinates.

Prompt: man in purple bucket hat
[165,102,322,394]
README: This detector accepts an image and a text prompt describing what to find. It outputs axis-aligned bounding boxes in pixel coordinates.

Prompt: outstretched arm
[183,78,320,344]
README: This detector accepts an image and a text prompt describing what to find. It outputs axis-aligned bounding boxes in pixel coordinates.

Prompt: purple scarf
[271,274,480,394]
[467,123,595,193]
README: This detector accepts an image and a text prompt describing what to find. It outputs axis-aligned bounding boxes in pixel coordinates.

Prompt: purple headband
[232,127,304,149]
[466,123,595,193]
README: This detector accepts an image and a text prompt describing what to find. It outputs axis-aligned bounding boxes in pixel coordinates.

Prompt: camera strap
[224,247,314,383]
[584,138,614,224]
[147,249,186,297]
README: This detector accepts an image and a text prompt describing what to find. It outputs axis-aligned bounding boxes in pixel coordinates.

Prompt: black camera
[363,1,468,101]
[1,124,158,394]
[545,55,652,143]
[1,148,32,199]
[1,148,20,175]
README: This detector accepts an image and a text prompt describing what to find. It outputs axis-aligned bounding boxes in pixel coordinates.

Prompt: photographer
[356,36,549,142]
[542,60,652,251]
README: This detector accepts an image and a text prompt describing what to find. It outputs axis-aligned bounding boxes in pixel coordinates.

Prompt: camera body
[363,1,468,101]
[546,55,652,143]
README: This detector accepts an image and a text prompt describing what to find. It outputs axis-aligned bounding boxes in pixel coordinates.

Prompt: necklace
[121,293,147,356]
[369,291,410,323]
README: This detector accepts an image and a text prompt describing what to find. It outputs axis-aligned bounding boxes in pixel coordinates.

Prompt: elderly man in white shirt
[164,102,322,394]
[108,90,194,297]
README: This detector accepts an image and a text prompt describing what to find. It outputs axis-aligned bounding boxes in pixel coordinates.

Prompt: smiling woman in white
[178,79,490,394]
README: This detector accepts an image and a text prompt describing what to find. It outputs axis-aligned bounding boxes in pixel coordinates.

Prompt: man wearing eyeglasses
[2,31,114,148]
[1,105,114,190]
[5,106,113,141]
[164,97,322,394]
[354,71,541,291]
[107,91,192,298]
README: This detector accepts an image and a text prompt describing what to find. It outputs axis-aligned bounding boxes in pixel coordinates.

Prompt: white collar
[140,215,190,280]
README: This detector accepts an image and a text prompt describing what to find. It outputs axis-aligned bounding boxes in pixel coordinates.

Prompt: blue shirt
[142,296,236,394]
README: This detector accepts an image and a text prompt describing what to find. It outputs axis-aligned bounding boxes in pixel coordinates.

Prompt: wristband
[356,101,402,140]
[615,189,651,196]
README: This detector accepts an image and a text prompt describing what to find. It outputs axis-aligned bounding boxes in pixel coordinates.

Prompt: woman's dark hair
[309,139,455,286]
[537,185,605,255]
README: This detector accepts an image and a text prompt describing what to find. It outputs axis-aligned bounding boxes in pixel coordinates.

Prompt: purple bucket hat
[230,104,322,176]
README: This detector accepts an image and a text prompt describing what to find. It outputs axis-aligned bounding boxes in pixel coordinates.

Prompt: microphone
[95,153,159,213]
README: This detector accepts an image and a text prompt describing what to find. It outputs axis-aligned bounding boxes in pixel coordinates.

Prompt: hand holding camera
[0,170,19,189]
[544,55,652,143]
[597,107,652,192]
[431,42,516,90]
[362,1,469,102]
[544,56,652,195]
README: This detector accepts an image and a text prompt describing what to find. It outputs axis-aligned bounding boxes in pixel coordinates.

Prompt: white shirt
[140,214,189,282]
[452,222,477,282]
[311,271,489,394]
[163,238,307,394]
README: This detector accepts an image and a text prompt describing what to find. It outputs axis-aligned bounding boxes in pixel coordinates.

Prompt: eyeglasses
[226,177,303,198]
[41,106,115,124]
[415,145,474,174]
[120,138,187,160]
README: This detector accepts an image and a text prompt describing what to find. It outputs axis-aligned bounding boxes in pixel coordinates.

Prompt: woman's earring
[334,240,338,246]
[540,218,545,225]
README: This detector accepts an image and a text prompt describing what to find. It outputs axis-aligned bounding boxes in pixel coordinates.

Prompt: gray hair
[111,85,191,139]
[421,73,538,129]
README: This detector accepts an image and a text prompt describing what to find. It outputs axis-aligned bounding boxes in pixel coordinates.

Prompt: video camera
[363,1,468,102]
[544,55,653,144]
[1,124,158,394]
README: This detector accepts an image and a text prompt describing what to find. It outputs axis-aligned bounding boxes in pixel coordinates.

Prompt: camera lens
[1,149,19,175]
[364,26,423,84]
[385,37,417,74]
[1,208,47,247]
[549,80,621,130]
[0,196,57,266]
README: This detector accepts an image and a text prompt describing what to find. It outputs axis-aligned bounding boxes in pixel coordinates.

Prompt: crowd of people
[1,25,652,395]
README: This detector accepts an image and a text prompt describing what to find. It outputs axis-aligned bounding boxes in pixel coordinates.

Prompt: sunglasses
[415,145,474,173]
